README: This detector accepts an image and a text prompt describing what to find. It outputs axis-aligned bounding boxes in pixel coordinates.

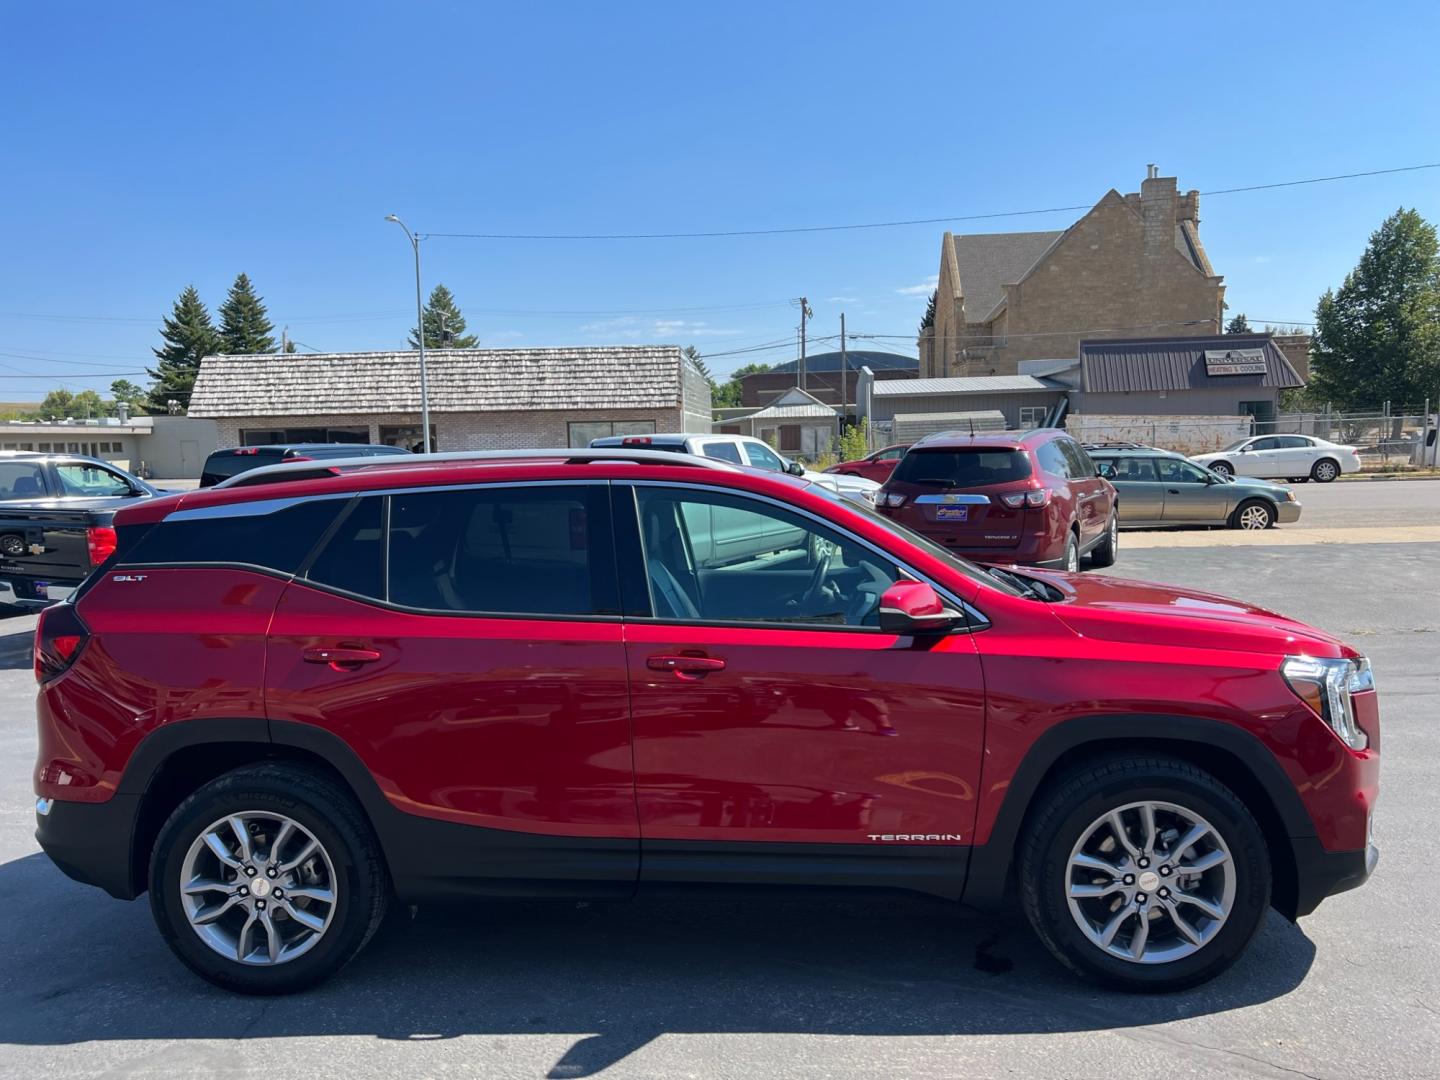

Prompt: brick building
[188,347,712,451]
[740,350,917,408]
[918,166,1225,378]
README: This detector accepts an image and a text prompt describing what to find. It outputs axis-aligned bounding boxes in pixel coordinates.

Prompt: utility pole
[385,214,432,454]
[793,297,813,389]
[839,312,848,424]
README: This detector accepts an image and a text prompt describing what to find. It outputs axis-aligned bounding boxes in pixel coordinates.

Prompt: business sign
[1204,349,1267,376]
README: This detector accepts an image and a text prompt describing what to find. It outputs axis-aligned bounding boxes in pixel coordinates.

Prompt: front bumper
[1276,500,1303,524]
[1288,835,1379,918]
[34,794,142,900]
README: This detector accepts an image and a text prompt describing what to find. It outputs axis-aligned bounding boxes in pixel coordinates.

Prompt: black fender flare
[960,713,1316,911]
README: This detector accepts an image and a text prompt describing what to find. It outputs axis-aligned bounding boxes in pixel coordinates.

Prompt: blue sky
[2,1,1437,400]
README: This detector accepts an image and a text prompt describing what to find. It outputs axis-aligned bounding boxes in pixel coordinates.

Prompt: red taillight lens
[1025,489,1051,508]
[86,526,117,567]
[35,603,90,682]
[622,436,652,446]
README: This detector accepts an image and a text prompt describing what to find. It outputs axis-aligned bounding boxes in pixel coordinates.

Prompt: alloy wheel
[1315,461,1338,482]
[1238,504,1271,530]
[1065,800,1236,964]
[179,811,338,966]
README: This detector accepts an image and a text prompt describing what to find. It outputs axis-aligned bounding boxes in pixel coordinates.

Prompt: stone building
[188,346,712,451]
[918,167,1225,378]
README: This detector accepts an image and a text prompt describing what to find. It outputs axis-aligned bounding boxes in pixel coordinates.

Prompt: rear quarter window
[892,449,1031,487]
[120,498,344,573]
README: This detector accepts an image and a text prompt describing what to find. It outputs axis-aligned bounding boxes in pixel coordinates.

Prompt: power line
[421,163,1440,241]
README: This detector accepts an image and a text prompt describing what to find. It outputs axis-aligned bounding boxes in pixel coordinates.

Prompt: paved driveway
[0,540,1436,1079]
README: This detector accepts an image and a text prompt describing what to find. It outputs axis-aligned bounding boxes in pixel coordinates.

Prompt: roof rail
[213,447,742,489]
[1081,441,1163,452]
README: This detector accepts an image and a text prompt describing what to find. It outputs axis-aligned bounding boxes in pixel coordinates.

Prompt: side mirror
[1237,445,1250,452]
[785,461,805,477]
[878,581,960,635]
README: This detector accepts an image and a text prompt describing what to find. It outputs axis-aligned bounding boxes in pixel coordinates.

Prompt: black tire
[1311,458,1340,483]
[1287,477,1308,484]
[1229,498,1275,531]
[1062,531,1080,573]
[1088,512,1118,568]
[1020,756,1271,992]
[1209,461,1234,478]
[149,763,389,995]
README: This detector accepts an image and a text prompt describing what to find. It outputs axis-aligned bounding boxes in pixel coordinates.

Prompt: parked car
[825,443,910,483]
[589,432,881,504]
[200,443,411,487]
[0,452,170,609]
[875,429,1117,572]
[1088,445,1301,530]
[33,446,1378,994]
[1190,435,1361,483]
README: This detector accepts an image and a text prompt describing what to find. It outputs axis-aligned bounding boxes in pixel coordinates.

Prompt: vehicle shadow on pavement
[0,630,33,671]
[0,852,1316,1076]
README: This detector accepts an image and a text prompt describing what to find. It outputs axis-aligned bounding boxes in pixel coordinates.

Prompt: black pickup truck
[0,453,170,610]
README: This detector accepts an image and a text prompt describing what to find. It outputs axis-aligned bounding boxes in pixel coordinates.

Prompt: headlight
[1281,655,1374,750]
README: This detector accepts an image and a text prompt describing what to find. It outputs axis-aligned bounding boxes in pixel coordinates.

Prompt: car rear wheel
[1209,461,1234,478]
[149,763,388,994]
[1230,499,1275,530]
[1020,756,1270,991]
[1311,459,1340,483]
[1088,512,1118,568]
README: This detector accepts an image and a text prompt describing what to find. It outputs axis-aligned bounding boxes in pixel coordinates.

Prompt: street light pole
[384,215,431,453]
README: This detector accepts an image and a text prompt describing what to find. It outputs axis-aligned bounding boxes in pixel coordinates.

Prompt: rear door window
[892,449,1031,487]
[1109,457,1159,482]
[387,485,617,616]
[0,462,49,498]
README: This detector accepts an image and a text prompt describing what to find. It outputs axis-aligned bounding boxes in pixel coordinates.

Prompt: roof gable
[949,231,1065,323]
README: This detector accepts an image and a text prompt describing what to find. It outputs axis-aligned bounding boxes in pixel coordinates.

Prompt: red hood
[1021,569,1354,659]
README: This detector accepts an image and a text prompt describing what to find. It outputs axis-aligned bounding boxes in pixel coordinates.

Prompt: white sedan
[1190,435,1361,483]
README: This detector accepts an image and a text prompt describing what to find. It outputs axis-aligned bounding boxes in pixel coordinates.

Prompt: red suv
[877,429,1117,571]
[33,448,1377,994]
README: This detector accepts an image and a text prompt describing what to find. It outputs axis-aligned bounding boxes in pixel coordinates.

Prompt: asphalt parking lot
[1,488,1437,1079]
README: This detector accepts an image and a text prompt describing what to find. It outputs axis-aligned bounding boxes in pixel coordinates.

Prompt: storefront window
[567,419,656,447]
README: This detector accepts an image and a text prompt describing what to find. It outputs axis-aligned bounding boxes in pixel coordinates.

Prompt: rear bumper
[34,794,141,900]
[0,577,76,609]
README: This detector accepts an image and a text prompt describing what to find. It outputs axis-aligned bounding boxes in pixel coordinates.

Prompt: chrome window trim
[620,479,990,632]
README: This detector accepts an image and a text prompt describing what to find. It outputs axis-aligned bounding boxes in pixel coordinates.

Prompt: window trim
[612,479,987,634]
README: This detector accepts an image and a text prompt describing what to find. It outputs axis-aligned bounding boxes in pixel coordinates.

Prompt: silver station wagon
[1086,443,1302,530]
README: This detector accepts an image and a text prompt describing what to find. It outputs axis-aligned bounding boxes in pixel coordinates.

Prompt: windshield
[808,483,1023,597]
[891,448,1031,487]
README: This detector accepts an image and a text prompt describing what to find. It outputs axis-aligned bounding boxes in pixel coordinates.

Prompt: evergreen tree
[1225,313,1252,334]
[919,288,937,335]
[683,345,714,385]
[148,285,220,410]
[1310,209,1440,410]
[217,273,277,354]
[409,284,479,348]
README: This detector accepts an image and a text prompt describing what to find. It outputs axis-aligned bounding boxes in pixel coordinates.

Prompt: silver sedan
[1091,452,1302,529]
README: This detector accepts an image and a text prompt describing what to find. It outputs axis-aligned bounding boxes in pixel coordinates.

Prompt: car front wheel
[1062,532,1080,573]
[149,763,389,994]
[1020,756,1270,991]
[1230,499,1275,530]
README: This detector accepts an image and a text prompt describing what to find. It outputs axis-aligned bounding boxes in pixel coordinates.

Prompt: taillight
[881,492,906,507]
[35,602,90,682]
[622,436,652,446]
[1000,489,1051,509]
[86,526,118,567]
[286,454,314,462]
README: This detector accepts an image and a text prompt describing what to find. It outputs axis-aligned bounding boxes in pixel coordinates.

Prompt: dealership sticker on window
[935,507,969,521]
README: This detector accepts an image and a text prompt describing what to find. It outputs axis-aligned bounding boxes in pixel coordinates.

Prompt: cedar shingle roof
[188,347,689,417]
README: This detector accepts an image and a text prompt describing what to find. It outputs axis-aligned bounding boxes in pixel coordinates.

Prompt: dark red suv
[33,448,1377,994]
[877,429,1117,571]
